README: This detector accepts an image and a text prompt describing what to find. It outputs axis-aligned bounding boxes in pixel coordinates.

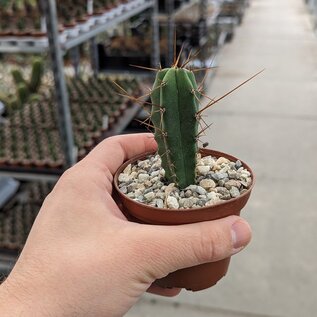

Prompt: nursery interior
[1,0,317,316]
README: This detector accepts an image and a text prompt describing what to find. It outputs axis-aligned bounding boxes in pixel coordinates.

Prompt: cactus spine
[150,67,200,189]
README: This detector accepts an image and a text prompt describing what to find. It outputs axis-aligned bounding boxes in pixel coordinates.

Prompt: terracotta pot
[113,148,255,291]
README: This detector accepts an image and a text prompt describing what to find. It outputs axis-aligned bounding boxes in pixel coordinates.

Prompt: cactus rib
[151,67,199,188]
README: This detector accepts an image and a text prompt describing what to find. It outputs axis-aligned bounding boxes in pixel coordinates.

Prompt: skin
[0,133,252,317]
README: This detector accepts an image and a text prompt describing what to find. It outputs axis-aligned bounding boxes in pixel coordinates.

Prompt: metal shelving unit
[0,0,157,54]
[0,0,160,177]
[159,0,224,67]
[306,0,317,29]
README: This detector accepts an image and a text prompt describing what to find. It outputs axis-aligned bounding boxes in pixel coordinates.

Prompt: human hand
[0,133,252,317]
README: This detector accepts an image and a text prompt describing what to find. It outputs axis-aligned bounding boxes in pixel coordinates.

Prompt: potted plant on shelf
[75,8,90,32]
[113,58,262,291]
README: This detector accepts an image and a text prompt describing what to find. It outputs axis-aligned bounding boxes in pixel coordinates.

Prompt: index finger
[83,133,157,175]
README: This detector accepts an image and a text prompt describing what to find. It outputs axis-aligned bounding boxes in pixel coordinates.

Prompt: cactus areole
[150,67,200,189]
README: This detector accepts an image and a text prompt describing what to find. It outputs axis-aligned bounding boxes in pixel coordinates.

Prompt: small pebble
[155,199,164,208]
[120,186,127,194]
[225,180,242,190]
[151,170,160,177]
[183,198,195,208]
[138,173,150,182]
[235,160,243,169]
[230,187,240,198]
[167,196,179,209]
[228,170,238,179]
[207,191,220,202]
[196,186,207,195]
[202,156,215,167]
[197,165,210,175]
[216,187,230,196]
[118,174,130,183]
[197,199,206,207]
[216,157,230,165]
[216,172,229,180]
[123,164,132,175]
[144,192,155,201]
[199,179,216,189]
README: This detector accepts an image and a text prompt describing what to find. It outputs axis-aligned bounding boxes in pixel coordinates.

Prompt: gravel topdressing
[117,153,252,209]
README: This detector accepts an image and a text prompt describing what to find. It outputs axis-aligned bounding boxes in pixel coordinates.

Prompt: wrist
[0,279,29,316]
[0,275,56,317]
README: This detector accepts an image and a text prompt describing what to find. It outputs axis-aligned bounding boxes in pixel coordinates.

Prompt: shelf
[0,0,154,54]
[0,251,16,276]
[103,102,141,138]
[101,69,153,77]
[0,169,61,182]
[0,103,141,181]
[158,0,199,22]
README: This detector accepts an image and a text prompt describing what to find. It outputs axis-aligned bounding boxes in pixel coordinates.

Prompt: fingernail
[231,220,251,251]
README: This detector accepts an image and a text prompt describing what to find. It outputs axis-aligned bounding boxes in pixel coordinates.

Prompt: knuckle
[192,223,231,263]
[55,166,82,192]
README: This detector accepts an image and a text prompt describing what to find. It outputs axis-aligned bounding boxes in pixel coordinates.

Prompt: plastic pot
[113,148,255,291]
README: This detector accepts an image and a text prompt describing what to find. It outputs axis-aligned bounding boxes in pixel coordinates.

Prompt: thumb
[140,216,252,280]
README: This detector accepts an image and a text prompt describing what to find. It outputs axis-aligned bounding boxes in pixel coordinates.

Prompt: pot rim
[114,148,255,213]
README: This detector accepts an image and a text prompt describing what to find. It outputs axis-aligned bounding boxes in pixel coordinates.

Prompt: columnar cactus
[150,67,200,188]
[149,64,263,189]
[0,58,44,109]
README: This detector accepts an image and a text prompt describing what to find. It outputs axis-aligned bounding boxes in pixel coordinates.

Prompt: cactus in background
[17,83,29,105]
[0,58,44,110]
[12,58,44,94]
[0,91,11,107]
[150,67,200,188]
[11,69,27,87]
[29,58,44,93]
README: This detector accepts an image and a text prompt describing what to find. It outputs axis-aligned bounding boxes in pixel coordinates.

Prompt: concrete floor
[126,0,317,316]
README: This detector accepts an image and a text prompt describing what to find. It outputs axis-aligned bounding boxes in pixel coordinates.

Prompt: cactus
[113,55,263,189]
[150,67,200,188]
[17,83,29,104]
[148,62,263,189]
[0,58,44,110]
[0,91,10,105]
[11,69,27,87]
[29,58,44,93]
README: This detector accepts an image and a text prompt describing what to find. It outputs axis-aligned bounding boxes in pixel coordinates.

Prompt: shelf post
[70,46,81,77]
[166,0,175,66]
[90,37,100,76]
[40,0,77,167]
[151,0,160,68]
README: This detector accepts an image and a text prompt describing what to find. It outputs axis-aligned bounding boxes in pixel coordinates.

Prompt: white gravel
[118,153,252,209]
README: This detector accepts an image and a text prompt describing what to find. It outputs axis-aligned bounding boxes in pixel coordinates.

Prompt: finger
[139,216,251,279]
[147,284,182,297]
[84,133,157,175]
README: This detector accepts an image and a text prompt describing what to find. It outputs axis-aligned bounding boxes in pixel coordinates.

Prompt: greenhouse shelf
[0,0,159,179]
[0,102,142,181]
[103,103,141,138]
[157,0,199,21]
[0,181,56,275]
[0,0,155,54]
[0,252,16,277]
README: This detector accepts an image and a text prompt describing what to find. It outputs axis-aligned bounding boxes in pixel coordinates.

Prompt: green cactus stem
[29,58,44,93]
[11,69,27,87]
[0,91,11,105]
[150,67,200,189]
[17,83,30,105]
